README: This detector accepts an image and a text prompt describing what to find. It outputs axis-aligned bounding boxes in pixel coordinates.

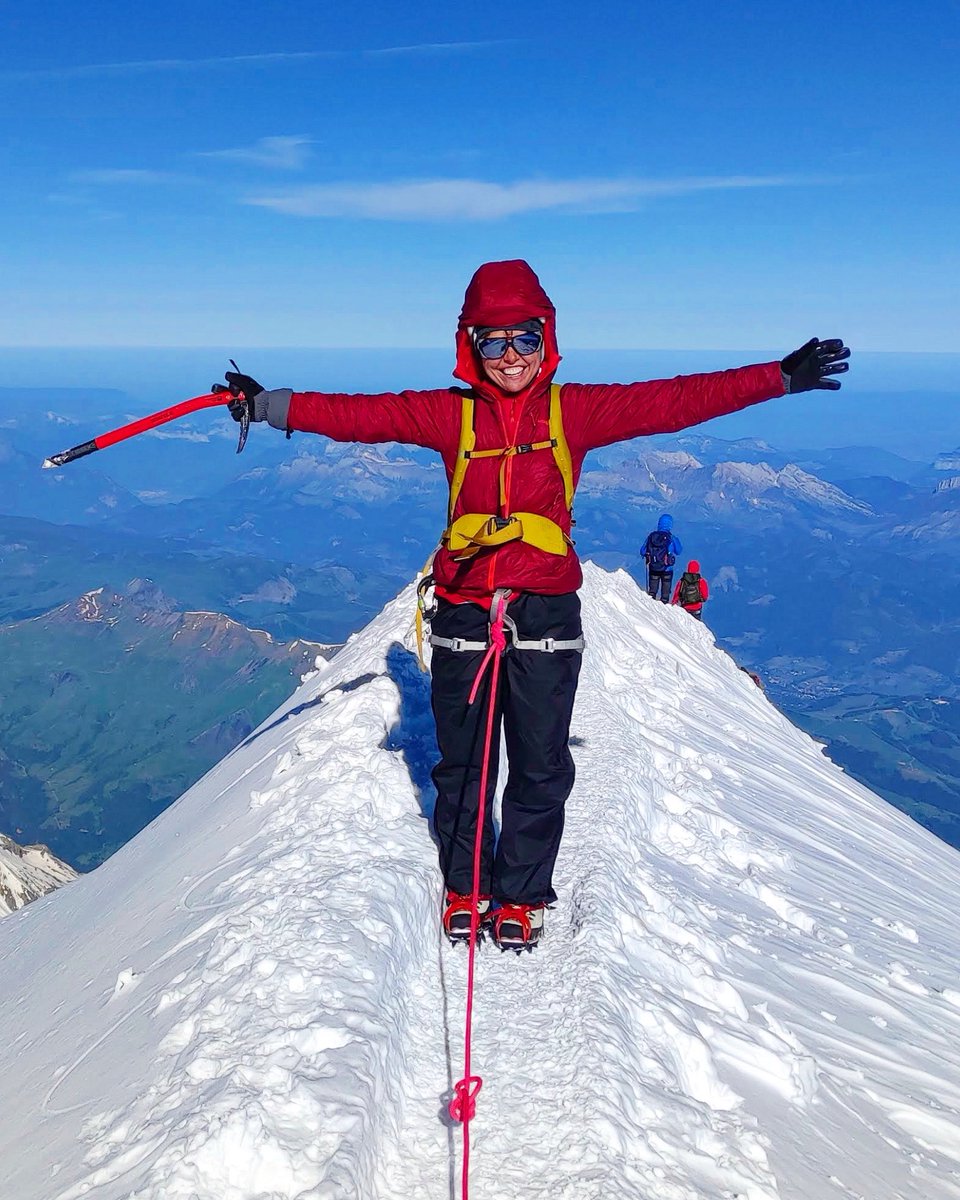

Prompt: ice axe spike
[41,391,234,469]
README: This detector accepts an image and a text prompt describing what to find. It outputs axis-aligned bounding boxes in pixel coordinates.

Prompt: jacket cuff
[262,388,293,430]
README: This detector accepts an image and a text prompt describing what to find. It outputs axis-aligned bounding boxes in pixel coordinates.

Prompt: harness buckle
[490,515,513,531]
[515,442,534,454]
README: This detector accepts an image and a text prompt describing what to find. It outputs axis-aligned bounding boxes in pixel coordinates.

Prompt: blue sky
[2,0,958,351]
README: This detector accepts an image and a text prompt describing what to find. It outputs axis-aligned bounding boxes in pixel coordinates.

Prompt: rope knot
[466,592,509,706]
[449,1075,483,1123]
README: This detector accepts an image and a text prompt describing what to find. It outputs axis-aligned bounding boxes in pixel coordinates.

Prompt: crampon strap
[494,904,536,939]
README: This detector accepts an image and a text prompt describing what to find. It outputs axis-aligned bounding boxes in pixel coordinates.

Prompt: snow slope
[2,564,960,1200]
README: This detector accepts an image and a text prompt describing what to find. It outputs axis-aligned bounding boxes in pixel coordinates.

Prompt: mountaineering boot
[492,903,545,951]
[442,891,492,943]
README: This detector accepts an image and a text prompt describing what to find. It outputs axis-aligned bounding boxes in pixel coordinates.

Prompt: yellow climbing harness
[441,382,574,561]
[443,510,568,558]
[415,383,574,667]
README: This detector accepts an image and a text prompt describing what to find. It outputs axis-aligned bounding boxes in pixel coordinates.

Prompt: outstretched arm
[284,388,449,450]
[565,362,785,451]
[564,338,850,452]
[225,371,450,451]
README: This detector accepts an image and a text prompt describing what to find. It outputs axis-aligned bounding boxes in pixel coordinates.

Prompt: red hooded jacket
[671,561,709,610]
[287,261,784,600]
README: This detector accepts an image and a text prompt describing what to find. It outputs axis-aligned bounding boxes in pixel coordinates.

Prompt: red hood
[688,560,700,573]
[453,259,561,403]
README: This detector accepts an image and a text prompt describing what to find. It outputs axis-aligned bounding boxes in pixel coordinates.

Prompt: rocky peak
[0,833,78,917]
[124,577,178,614]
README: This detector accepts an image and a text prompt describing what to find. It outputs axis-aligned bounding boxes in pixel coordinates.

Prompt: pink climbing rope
[448,592,508,1199]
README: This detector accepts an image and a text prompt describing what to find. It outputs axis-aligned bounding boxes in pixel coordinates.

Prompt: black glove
[781,338,850,393]
[224,371,266,422]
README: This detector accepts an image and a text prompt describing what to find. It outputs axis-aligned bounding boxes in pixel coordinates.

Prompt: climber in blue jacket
[641,514,683,602]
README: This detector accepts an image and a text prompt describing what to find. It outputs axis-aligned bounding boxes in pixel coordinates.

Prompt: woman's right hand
[225,371,267,421]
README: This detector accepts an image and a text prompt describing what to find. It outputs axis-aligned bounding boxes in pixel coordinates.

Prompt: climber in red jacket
[671,560,709,620]
[224,259,849,949]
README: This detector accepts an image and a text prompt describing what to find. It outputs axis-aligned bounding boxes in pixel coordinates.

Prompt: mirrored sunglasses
[476,330,543,360]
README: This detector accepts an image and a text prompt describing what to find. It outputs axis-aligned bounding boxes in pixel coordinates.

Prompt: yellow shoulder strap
[447,385,573,524]
[448,392,476,524]
[550,383,574,510]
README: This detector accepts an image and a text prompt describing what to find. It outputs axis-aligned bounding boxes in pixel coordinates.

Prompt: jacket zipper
[486,393,527,593]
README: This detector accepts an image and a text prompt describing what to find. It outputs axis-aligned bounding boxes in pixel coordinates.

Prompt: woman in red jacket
[226,259,849,949]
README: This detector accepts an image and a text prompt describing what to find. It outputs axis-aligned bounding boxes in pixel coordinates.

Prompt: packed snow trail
[2,565,960,1198]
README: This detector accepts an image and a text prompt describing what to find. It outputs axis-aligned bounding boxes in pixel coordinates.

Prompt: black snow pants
[648,569,673,602]
[430,592,582,906]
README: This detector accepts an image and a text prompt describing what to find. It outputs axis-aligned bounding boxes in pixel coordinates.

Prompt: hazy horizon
[2,345,957,458]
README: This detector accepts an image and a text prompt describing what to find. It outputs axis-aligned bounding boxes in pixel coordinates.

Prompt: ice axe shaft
[42,391,232,469]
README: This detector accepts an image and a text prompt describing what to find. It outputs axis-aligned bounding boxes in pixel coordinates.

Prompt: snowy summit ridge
[2,563,960,1199]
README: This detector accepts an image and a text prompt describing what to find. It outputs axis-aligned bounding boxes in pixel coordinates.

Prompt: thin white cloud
[198,136,314,171]
[366,40,514,57]
[0,42,505,81]
[70,168,181,185]
[2,51,334,80]
[244,174,828,222]
[146,428,211,442]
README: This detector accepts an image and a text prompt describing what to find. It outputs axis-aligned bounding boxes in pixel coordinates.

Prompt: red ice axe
[42,361,255,469]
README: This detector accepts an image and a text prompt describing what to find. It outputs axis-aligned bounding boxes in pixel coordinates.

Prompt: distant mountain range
[580,442,874,518]
[0,581,336,868]
[0,512,401,640]
[97,440,447,569]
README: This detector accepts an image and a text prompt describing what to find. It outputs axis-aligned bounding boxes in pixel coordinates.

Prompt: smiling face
[477,327,545,394]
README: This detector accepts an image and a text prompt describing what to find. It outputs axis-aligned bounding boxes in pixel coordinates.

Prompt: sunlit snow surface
[2,564,960,1199]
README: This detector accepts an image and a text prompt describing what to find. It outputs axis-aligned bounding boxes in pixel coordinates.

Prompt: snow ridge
[2,565,960,1199]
